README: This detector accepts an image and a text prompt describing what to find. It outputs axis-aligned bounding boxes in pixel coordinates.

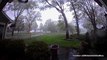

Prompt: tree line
[4,0,107,39]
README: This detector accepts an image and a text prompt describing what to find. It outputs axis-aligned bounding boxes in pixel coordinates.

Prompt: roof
[0,11,12,23]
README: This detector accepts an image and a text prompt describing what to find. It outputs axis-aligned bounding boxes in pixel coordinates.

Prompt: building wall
[0,22,7,39]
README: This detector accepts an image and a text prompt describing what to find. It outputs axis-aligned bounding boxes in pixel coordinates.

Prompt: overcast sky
[6,7,74,25]
[37,8,73,24]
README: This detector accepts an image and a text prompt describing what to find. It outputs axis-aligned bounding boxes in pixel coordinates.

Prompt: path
[58,48,77,60]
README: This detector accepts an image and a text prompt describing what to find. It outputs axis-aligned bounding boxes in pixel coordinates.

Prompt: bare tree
[11,1,25,36]
[25,10,41,37]
[5,0,37,36]
[80,0,99,40]
[82,0,97,31]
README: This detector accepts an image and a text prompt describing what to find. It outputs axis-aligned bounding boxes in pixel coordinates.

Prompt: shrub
[6,40,25,57]
[94,39,107,57]
[26,41,50,60]
[0,39,50,60]
[70,34,86,41]
[0,39,10,56]
[0,39,25,60]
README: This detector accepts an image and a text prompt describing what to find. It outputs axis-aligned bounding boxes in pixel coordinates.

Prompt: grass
[24,33,81,48]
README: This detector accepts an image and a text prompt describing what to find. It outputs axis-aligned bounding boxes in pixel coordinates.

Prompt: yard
[24,33,81,48]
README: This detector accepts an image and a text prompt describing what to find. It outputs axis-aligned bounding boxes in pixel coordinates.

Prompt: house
[0,0,28,40]
[0,11,12,39]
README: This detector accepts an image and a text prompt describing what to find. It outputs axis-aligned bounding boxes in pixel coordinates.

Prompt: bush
[0,39,25,60]
[0,39,10,55]
[94,39,107,57]
[70,34,86,41]
[70,34,78,39]
[26,41,50,60]
[7,40,25,57]
[0,39,50,60]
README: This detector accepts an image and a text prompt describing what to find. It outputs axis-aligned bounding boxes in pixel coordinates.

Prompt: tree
[82,19,94,32]
[31,21,38,32]
[80,0,107,31]
[69,23,76,34]
[82,0,97,32]
[40,0,70,39]
[57,20,65,32]
[69,0,80,37]
[5,0,37,36]
[25,10,41,34]
[10,0,25,36]
[39,23,44,32]
[15,15,25,32]
[44,19,58,33]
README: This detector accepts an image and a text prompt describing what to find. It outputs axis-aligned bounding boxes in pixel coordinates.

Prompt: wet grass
[24,33,81,48]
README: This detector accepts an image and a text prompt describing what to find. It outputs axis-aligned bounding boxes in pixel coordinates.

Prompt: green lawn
[24,34,81,48]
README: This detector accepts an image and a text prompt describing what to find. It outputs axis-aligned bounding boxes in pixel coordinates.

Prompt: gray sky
[6,8,74,26]
[37,8,74,25]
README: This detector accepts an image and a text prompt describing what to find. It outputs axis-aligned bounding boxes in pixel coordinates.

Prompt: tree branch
[45,0,61,12]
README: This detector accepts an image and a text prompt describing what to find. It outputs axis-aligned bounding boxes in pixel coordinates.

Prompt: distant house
[0,11,12,39]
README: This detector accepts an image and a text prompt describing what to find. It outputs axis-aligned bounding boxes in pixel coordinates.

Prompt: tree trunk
[2,23,7,40]
[92,22,97,31]
[70,1,80,38]
[90,17,97,41]
[61,11,69,39]
[11,16,19,36]
[28,24,31,38]
[90,16,97,34]
[12,27,15,36]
